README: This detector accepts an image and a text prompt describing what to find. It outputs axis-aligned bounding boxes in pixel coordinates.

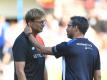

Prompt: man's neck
[32,32,38,36]
[74,33,84,38]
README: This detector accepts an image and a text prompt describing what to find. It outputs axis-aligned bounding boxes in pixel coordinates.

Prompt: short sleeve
[12,38,27,61]
[95,50,101,70]
[52,42,69,58]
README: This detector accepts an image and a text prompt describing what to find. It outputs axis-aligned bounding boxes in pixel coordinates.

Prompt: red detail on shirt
[35,35,45,46]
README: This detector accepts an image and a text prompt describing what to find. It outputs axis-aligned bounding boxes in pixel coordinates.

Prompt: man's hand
[24,26,32,36]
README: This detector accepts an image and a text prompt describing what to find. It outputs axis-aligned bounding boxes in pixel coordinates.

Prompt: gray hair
[25,8,45,24]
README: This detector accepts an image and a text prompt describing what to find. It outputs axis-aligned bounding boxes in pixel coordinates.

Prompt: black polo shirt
[12,32,45,80]
[52,38,100,80]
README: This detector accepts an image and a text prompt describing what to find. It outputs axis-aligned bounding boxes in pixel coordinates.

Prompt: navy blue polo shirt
[52,38,100,80]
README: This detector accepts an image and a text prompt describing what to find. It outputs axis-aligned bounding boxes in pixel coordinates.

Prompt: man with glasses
[24,16,101,80]
[12,8,47,80]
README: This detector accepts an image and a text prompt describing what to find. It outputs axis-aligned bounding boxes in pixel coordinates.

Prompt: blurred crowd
[0,0,107,80]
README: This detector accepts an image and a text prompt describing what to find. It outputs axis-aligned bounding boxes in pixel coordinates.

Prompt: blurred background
[0,0,107,80]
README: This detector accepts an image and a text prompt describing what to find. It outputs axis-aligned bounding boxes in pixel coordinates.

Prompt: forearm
[16,71,27,80]
[15,62,26,80]
[24,26,52,54]
[94,76,101,80]
[94,70,101,80]
[44,66,48,80]
[29,34,44,50]
[28,34,52,55]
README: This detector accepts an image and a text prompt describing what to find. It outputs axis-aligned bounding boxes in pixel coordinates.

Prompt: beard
[67,34,74,39]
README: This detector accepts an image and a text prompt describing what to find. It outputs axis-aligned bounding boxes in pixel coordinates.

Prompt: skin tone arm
[94,70,101,80]
[44,66,48,80]
[29,34,52,55]
[24,26,52,55]
[15,61,27,80]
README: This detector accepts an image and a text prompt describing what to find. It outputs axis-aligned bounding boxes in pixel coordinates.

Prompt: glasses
[33,20,47,25]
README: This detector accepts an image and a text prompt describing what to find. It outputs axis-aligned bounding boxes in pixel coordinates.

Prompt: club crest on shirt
[32,47,35,50]
[31,47,44,59]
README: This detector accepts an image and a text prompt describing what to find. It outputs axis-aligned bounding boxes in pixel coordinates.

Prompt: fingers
[24,25,32,35]
[29,26,32,32]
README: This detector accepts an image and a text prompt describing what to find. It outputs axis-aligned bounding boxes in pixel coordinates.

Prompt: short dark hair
[70,16,89,34]
[25,8,45,24]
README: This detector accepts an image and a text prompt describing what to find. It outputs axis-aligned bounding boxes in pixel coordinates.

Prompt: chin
[39,30,43,33]
[37,31,41,33]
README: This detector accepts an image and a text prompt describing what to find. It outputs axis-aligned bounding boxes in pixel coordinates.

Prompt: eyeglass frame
[33,19,47,25]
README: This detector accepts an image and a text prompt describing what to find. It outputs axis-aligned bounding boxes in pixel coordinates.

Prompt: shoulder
[67,39,78,46]
[55,39,77,49]
[12,32,29,59]
[13,32,29,47]
[15,32,28,43]
[88,40,99,51]
[86,39,99,56]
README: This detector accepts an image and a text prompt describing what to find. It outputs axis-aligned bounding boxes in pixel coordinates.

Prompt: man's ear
[75,26,79,32]
[28,22,30,27]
